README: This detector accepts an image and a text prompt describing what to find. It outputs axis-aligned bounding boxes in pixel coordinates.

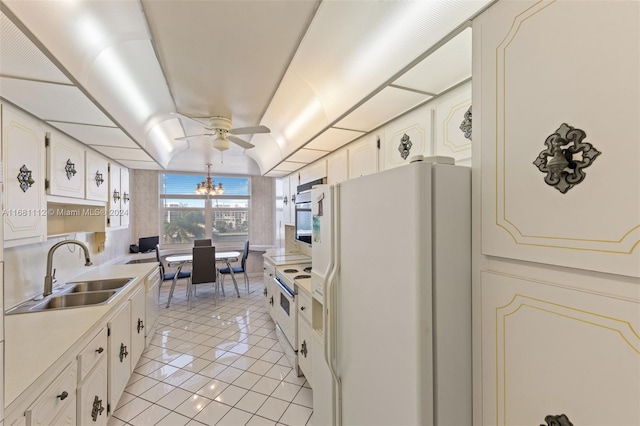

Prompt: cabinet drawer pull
[119,343,128,362]
[57,391,69,400]
[95,347,104,354]
[91,395,104,421]
[300,306,306,311]
[137,318,145,333]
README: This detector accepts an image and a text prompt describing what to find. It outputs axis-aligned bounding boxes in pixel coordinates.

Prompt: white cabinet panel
[381,106,429,170]
[481,271,640,426]
[108,302,131,411]
[347,134,379,179]
[77,357,107,426]
[46,130,85,198]
[120,168,130,227]
[24,362,76,426]
[432,82,471,164]
[476,0,640,277]
[299,160,326,185]
[326,150,348,185]
[2,106,46,246]
[129,287,145,371]
[85,150,109,202]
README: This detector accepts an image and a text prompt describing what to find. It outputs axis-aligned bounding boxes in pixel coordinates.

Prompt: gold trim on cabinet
[492,0,639,254]
[494,293,640,425]
[442,99,472,153]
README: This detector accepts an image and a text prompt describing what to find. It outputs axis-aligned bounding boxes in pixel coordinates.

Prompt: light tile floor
[108,276,313,426]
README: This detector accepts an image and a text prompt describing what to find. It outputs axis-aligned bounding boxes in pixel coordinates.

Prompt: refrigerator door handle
[324,184,342,426]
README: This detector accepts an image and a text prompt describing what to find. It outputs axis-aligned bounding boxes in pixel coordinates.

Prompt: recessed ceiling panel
[0,77,114,126]
[335,86,431,133]
[117,160,163,171]
[92,146,154,162]
[264,170,290,178]
[0,11,71,84]
[48,122,138,149]
[305,128,365,152]
[393,28,473,94]
[275,161,306,173]
[286,149,327,164]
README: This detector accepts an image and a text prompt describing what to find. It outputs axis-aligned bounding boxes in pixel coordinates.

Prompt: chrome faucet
[43,240,93,297]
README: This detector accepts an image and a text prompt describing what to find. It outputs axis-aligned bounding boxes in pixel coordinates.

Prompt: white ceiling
[0,0,492,176]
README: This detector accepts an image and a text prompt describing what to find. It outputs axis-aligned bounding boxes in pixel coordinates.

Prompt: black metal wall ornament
[95,171,104,187]
[17,165,35,192]
[460,105,472,140]
[65,159,77,180]
[540,413,574,426]
[533,123,601,194]
[398,133,413,160]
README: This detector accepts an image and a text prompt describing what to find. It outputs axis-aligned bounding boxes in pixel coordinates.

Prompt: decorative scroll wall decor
[17,164,35,192]
[95,171,104,187]
[541,413,574,426]
[533,123,601,193]
[459,105,472,140]
[65,159,77,180]
[398,133,413,160]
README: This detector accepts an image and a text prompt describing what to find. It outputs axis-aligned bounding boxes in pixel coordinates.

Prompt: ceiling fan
[173,113,270,151]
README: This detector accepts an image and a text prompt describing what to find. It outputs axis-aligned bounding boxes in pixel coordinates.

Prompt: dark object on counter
[138,235,159,253]
[129,244,139,253]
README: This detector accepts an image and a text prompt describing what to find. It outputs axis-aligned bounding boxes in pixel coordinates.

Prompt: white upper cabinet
[432,82,472,166]
[381,107,429,171]
[476,0,639,278]
[85,150,109,202]
[326,150,348,185]
[46,129,85,199]
[348,134,379,179]
[108,163,129,228]
[299,160,327,186]
[2,104,47,247]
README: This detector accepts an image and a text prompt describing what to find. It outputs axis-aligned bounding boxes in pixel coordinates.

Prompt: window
[160,173,250,246]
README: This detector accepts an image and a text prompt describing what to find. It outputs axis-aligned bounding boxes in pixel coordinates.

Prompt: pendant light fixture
[195,163,224,195]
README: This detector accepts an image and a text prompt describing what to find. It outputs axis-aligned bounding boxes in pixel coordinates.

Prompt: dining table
[164,250,241,308]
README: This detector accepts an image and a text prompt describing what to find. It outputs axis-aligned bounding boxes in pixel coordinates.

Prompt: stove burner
[283,268,299,274]
[295,274,311,280]
[303,267,312,273]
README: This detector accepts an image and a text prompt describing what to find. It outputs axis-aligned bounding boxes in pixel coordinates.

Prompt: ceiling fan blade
[230,125,270,135]
[170,112,213,130]
[175,133,216,141]
[228,135,255,149]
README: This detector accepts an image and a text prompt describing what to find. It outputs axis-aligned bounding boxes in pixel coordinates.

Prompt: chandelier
[195,163,224,195]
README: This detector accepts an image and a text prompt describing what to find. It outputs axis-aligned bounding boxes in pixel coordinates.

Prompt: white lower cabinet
[24,362,76,426]
[107,302,131,412]
[296,287,313,385]
[77,357,107,426]
[144,268,161,347]
[129,287,146,372]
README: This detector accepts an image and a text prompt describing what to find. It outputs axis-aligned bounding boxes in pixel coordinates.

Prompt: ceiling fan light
[213,136,230,152]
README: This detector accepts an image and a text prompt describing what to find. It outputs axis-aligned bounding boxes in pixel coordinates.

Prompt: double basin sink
[7,277,135,314]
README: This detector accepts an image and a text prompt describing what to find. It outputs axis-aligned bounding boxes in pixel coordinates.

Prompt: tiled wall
[130,169,160,241]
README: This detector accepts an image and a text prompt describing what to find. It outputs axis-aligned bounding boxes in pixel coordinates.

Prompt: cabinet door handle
[269,296,274,306]
[57,391,69,400]
[263,288,268,297]
[91,395,104,421]
[137,318,145,333]
[300,340,308,357]
[300,306,306,311]
[119,343,128,362]
[95,347,104,354]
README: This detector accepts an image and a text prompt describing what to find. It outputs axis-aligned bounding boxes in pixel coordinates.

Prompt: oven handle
[274,276,295,298]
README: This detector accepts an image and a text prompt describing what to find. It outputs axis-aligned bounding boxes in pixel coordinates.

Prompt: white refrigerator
[311,158,471,426]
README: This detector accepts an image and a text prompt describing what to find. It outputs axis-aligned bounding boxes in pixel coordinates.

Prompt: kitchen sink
[67,277,134,293]
[30,290,117,311]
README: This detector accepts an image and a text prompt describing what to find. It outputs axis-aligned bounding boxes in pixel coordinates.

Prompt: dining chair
[194,239,212,246]
[218,239,250,294]
[155,244,191,293]
[189,245,217,308]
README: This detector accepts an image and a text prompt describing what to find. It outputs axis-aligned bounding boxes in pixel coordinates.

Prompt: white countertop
[263,249,311,266]
[295,277,312,295]
[4,262,157,405]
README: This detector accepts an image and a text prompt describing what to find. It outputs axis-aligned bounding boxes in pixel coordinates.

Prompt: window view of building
[160,173,250,245]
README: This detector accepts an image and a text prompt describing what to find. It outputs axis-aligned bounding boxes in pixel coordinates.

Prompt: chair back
[241,240,250,268]
[191,246,216,285]
[194,239,212,247]
[155,244,167,278]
